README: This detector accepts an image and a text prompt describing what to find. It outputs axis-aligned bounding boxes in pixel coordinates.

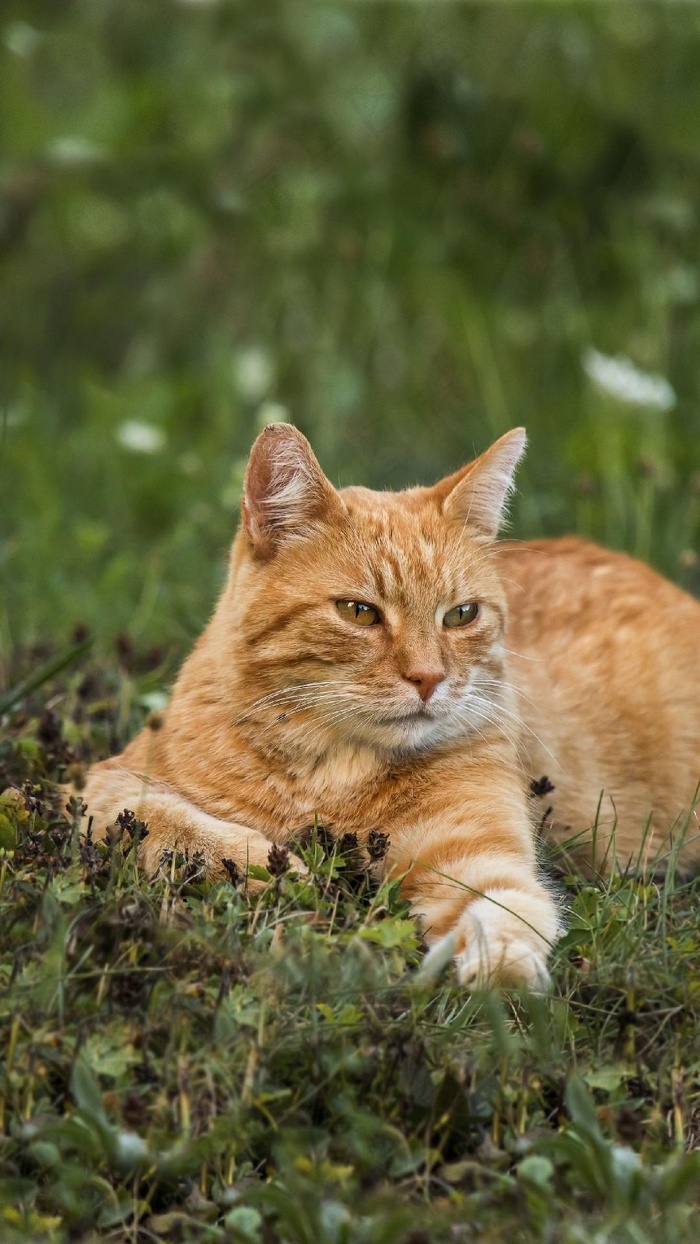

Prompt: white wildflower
[4,21,40,57]
[139,691,169,714]
[115,420,165,454]
[611,1144,642,1179]
[582,348,676,411]
[2,403,27,430]
[234,347,274,401]
[46,137,106,167]
[115,1131,149,1165]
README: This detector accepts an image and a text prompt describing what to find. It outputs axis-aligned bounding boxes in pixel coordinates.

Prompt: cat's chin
[365,710,459,756]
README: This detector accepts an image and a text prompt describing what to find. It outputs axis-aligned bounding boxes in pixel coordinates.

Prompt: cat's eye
[443,602,479,628]
[336,600,381,627]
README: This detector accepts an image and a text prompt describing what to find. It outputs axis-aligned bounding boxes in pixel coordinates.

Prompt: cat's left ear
[242,423,343,556]
[438,428,527,538]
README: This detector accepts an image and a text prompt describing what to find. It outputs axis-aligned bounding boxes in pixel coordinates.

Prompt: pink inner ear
[242,423,342,554]
[246,447,275,505]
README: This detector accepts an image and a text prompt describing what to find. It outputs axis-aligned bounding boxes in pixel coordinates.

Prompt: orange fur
[78,425,700,988]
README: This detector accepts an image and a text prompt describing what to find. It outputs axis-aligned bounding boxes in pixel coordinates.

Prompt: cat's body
[78,426,700,988]
[502,538,700,871]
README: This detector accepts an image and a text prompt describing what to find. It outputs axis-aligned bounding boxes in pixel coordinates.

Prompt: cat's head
[228,424,525,758]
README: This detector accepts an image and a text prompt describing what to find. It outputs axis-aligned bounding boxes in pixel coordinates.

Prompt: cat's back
[497,535,699,628]
[494,537,700,867]
[496,535,700,716]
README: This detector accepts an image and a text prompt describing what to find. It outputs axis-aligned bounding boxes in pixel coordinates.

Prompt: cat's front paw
[456,935,550,991]
[452,896,554,991]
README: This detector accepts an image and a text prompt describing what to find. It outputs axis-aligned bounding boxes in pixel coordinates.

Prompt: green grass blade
[0,639,91,716]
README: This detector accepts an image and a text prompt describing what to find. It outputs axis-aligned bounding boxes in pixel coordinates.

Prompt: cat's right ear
[438,428,527,539]
[242,423,342,556]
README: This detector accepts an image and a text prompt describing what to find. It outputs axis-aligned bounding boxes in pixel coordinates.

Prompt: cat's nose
[405,668,446,702]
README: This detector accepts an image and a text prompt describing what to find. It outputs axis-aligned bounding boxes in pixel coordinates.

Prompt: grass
[2,647,700,1243]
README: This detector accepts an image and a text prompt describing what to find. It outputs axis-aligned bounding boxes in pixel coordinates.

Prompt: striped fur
[78,425,700,988]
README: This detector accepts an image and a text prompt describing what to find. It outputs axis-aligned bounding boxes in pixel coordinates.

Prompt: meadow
[3,3,700,1241]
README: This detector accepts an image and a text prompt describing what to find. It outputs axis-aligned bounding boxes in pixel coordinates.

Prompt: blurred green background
[2,1,700,669]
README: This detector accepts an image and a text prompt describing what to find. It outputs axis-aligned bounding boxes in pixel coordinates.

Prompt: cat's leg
[74,760,303,884]
[386,787,561,990]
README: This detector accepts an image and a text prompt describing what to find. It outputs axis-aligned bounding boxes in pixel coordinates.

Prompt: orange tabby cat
[78,424,700,988]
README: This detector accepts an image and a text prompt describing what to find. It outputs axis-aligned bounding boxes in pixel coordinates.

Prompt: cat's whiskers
[467,689,529,742]
[474,674,541,712]
[451,701,522,752]
[236,697,366,750]
[234,680,349,724]
[466,690,557,764]
[501,646,543,663]
[474,677,557,759]
[448,703,506,751]
[281,704,381,759]
[284,693,453,754]
[276,676,513,753]
[253,686,399,742]
[244,693,353,739]
[243,679,347,707]
[240,667,546,762]
[495,574,527,594]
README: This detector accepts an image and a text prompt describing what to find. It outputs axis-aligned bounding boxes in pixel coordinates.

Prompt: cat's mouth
[380,707,436,726]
